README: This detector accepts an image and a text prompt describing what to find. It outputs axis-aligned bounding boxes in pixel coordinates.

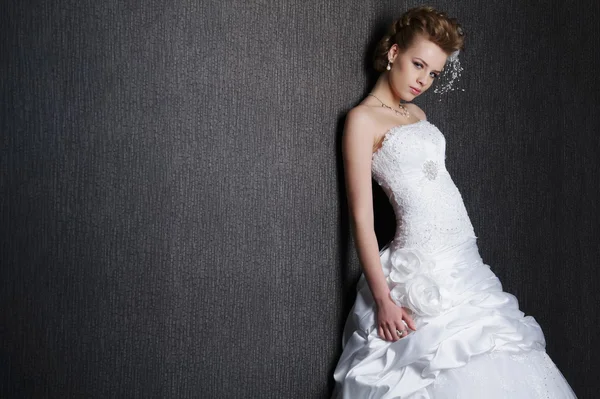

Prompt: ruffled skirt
[332,239,577,398]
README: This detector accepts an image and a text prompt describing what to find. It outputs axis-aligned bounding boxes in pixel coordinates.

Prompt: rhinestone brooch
[423,160,439,180]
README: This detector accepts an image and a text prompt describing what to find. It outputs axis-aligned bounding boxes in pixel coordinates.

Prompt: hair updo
[373,6,465,73]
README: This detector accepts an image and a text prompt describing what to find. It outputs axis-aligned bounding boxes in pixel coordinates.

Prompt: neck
[370,73,405,105]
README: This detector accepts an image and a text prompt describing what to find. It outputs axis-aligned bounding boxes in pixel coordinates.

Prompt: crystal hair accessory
[433,49,464,98]
[448,49,460,62]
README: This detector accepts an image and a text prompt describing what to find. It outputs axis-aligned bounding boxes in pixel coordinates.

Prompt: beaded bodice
[371,120,476,252]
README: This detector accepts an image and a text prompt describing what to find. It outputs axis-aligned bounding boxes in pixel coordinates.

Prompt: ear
[388,44,400,62]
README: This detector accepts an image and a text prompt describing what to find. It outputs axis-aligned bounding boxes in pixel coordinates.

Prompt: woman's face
[388,35,448,101]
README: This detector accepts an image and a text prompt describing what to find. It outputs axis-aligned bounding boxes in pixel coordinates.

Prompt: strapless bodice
[371,120,476,253]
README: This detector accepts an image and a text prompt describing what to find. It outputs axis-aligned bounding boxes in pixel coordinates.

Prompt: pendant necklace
[367,93,411,119]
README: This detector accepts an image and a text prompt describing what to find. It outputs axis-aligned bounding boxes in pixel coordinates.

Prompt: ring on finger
[395,329,404,337]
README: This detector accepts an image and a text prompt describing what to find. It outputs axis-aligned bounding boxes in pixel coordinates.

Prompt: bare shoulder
[342,105,377,157]
[344,104,375,133]
[404,103,427,121]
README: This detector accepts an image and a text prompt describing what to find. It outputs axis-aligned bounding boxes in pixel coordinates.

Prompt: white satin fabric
[332,121,577,398]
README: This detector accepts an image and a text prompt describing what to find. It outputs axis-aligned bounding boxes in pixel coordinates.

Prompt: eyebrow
[415,58,442,73]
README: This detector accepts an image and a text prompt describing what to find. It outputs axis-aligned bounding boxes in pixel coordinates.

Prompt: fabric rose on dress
[389,248,434,281]
[387,248,448,317]
[402,274,444,316]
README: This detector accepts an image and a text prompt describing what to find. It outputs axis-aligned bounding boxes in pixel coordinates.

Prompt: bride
[332,6,577,398]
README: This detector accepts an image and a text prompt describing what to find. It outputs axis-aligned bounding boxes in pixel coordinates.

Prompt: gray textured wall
[2,0,597,397]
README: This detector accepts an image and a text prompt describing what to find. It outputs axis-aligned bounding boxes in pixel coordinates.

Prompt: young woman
[332,6,577,398]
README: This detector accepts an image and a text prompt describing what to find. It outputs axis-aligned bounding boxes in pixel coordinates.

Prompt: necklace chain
[367,93,411,118]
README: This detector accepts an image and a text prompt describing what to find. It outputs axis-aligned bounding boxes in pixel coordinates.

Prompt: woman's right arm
[342,108,416,341]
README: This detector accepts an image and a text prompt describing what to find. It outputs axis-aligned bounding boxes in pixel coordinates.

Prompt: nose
[417,72,428,87]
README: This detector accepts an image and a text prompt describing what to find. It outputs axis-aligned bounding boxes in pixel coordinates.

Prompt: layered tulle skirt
[332,238,577,398]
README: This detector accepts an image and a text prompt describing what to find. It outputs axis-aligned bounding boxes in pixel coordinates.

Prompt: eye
[414,62,439,79]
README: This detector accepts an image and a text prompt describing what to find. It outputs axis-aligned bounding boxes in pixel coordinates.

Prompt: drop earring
[386,61,392,71]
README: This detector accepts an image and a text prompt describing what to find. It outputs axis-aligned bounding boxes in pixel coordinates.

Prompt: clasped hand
[376,295,417,342]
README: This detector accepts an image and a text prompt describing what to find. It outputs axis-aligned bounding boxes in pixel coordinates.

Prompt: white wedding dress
[332,120,577,398]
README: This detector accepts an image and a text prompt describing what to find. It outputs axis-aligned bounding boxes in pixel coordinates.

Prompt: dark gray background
[2,0,598,397]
